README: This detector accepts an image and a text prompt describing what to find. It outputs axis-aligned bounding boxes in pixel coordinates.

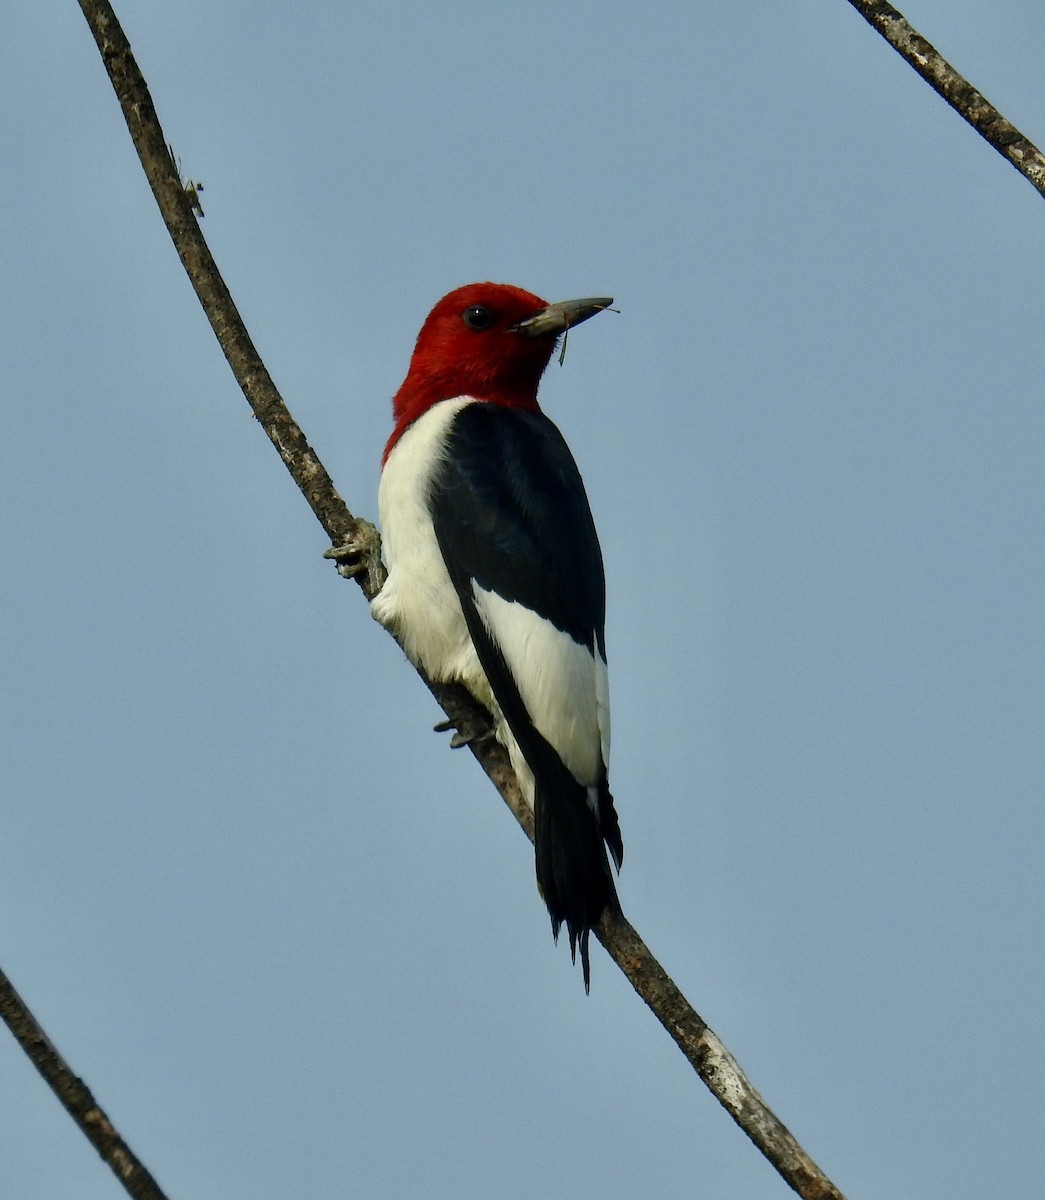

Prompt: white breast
[371,398,496,713]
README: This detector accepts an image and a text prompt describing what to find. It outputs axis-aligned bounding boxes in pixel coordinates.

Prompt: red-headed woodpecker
[372,282,621,987]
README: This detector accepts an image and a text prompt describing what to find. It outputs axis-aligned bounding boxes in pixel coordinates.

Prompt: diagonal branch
[73,1,381,598]
[0,964,172,1200]
[4,1,852,1197]
[845,0,1045,199]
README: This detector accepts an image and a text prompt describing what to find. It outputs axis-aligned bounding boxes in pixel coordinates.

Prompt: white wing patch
[471,584,609,788]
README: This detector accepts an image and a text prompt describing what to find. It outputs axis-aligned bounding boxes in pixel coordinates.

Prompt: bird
[370,282,622,988]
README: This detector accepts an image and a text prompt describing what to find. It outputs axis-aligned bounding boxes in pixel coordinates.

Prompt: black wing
[429,402,606,659]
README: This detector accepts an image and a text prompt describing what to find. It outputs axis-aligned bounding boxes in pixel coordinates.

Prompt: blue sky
[3,2,1044,1196]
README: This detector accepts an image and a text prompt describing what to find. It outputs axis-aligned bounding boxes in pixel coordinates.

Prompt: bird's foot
[433,714,495,749]
[323,520,387,591]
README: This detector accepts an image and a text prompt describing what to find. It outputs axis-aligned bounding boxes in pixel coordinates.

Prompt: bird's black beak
[512,296,614,338]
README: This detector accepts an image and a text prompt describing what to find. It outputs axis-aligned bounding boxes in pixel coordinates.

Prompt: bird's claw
[450,728,490,749]
[433,716,494,749]
[324,520,387,590]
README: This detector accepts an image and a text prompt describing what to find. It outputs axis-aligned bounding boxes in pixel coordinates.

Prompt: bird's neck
[384,376,541,463]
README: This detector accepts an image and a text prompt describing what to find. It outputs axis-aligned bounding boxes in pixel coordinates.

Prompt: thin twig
[14,2,849,1197]
[846,0,1045,199]
[0,965,171,1200]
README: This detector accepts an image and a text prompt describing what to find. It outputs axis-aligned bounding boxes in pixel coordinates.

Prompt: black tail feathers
[534,775,622,991]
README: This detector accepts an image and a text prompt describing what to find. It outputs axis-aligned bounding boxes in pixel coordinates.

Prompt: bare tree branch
[0,964,171,1200]
[3,1,858,1197]
[846,0,1045,199]
[73,0,383,600]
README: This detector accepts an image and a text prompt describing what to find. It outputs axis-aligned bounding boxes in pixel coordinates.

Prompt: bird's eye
[461,304,495,331]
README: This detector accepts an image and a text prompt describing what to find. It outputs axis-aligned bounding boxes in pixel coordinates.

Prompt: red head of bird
[386,283,612,460]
